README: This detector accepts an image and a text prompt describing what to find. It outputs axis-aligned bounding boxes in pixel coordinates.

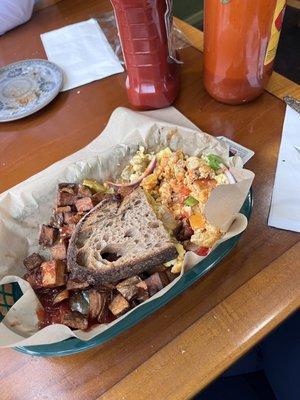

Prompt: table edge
[99,242,300,400]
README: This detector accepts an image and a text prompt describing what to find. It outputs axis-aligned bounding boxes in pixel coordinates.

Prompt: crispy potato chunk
[41,260,66,288]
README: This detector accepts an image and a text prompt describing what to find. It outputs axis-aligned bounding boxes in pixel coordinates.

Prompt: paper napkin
[41,18,124,91]
[268,105,300,232]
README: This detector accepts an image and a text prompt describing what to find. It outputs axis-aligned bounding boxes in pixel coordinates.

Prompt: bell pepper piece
[189,213,206,230]
[184,196,199,207]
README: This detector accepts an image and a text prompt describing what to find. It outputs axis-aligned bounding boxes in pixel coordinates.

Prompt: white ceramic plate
[0,59,63,122]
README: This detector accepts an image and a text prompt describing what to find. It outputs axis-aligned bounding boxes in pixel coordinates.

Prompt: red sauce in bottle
[203,0,286,105]
[111,0,180,110]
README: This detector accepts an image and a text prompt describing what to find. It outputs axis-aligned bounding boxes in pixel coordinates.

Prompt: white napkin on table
[268,105,300,232]
[40,18,124,91]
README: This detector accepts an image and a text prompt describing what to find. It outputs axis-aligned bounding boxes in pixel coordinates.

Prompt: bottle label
[264,0,286,65]
[164,0,181,63]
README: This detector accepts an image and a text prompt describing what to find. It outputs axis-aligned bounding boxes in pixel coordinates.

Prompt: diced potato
[88,290,106,320]
[116,276,141,301]
[57,190,76,207]
[77,184,92,198]
[60,224,75,239]
[39,225,58,247]
[51,242,67,260]
[58,183,78,195]
[144,272,164,297]
[136,281,149,302]
[108,294,130,317]
[75,197,94,213]
[56,206,72,213]
[63,212,76,224]
[62,312,88,330]
[41,260,66,288]
[23,253,44,271]
[25,270,42,289]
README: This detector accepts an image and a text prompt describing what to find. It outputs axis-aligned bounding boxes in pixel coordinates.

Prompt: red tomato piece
[180,186,191,197]
[196,246,210,256]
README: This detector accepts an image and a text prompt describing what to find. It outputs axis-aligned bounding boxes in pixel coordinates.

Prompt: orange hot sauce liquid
[203,0,286,105]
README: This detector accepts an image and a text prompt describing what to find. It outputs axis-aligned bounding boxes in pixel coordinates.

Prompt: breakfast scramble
[119,147,231,273]
[23,146,232,330]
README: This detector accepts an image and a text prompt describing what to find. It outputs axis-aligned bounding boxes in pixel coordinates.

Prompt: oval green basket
[1,190,252,357]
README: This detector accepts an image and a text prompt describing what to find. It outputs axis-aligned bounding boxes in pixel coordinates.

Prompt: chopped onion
[106,157,157,189]
[220,164,236,184]
[53,289,69,304]
[224,168,236,184]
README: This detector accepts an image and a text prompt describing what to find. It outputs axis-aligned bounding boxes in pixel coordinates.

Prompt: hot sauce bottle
[110,0,180,110]
[203,0,286,105]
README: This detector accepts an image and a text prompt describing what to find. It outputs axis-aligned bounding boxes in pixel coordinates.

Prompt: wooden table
[1,1,300,399]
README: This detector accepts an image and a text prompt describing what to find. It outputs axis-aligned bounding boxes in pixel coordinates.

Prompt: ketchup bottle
[203,0,286,105]
[110,0,180,110]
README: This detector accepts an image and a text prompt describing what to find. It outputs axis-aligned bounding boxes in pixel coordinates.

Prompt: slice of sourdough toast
[67,188,178,284]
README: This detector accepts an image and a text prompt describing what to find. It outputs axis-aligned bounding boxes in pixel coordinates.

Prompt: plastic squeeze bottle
[110,0,180,110]
[203,0,286,105]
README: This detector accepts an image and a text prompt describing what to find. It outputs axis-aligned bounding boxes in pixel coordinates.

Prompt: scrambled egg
[164,243,186,274]
[190,221,222,248]
[121,147,152,183]
[121,147,230,273]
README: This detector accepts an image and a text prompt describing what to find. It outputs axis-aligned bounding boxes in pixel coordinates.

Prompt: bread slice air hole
[101,252,121,262]
[100,245,122,262]
[124,230,133,238]
[148,222,159,229]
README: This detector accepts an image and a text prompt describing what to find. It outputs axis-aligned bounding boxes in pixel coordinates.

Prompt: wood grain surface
[0,1,299,400]
[101,243,300,400]
[34,0,64,12]
[287,0,300,10]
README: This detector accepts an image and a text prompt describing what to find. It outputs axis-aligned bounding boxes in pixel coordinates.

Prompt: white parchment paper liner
[0,107,254,347]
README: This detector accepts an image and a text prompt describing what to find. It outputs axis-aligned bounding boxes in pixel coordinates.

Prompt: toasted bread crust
[69,246,178,284]
[67,191,177,284]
